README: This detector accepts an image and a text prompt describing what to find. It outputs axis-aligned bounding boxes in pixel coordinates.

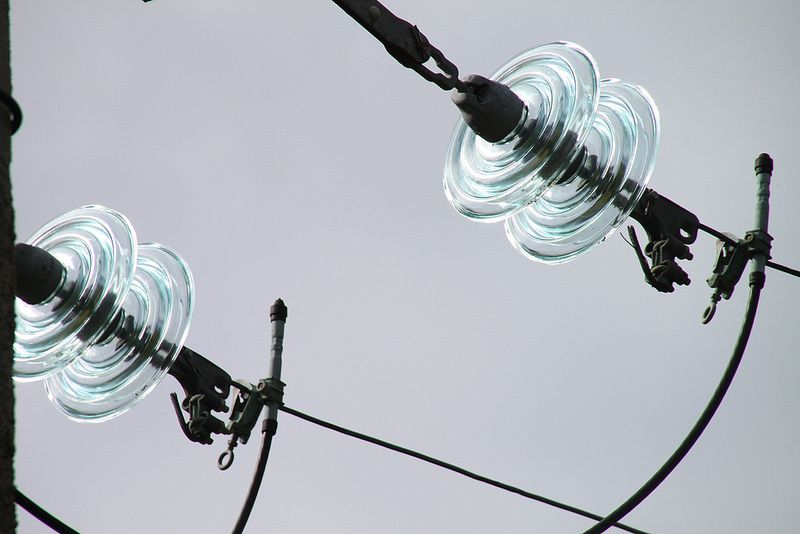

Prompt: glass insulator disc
[45,243,194,422]
[444,42,600,221]
[505,79,660,263]
[13,206,137,381]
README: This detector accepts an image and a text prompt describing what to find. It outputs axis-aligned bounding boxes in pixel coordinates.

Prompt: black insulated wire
[584,278,764,533]
[15,488,79,534]
[764,260,800,278]
[279,405,650,534]
[232,419,278,534]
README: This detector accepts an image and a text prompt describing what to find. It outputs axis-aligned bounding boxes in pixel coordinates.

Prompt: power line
[585,281,762,532]
[587,163,772,531]
[232,420,277,534]
[279,405,650,534]
[15,488,79,534]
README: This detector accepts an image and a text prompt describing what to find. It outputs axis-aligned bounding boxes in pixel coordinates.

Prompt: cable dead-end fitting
[452,75,525,143]
[15,243,65,305]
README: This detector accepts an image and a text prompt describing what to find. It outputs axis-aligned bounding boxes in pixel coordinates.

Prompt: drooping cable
[279,405,649,534]
[586,154,774,532]
[232,419,277,534]
[15,488,79,534]
[584,273,764,533]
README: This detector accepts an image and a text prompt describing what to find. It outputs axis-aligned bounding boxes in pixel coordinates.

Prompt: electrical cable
[697,222,735,244]
[764,260,800,279]
[584,274,764,533]
[232,419,277,534]
[15,488,79,534]
[279,405,650,534]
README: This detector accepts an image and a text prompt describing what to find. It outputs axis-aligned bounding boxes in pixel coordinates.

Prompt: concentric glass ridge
[13,205,195,422]
[444,43,661,264]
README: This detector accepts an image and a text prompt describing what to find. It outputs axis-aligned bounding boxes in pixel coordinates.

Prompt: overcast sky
[11,1,800,533]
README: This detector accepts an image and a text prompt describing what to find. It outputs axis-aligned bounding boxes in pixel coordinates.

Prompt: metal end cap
[451,75,525,143]
[15,243,65,305]
[755,153,773,175]
[270,298,288,322]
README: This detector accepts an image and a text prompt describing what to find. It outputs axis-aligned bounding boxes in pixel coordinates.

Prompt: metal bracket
[216,378,286,470]
[256,377,285,405]
[168,347,233,444]
[170,393,230,445]
[226,380,264,446]
[702,229,772,323]
[628,189,700,293]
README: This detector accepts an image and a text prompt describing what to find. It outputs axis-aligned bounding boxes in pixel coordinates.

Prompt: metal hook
[702,302,716,324]
[170,392,195,442]
[702,291,721,324]
[626,226,662,290]
[218,448,235,471]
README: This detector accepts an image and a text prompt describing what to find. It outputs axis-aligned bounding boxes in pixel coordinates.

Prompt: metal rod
[264,298,287,425]
[751,153,773,275]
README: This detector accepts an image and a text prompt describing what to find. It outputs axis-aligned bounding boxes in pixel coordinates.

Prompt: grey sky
[11,1,800,532]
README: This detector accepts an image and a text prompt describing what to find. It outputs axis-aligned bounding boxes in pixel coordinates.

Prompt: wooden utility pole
[0,0,16,530]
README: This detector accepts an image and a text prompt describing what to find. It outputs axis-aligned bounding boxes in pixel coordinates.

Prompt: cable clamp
[743,230,772,260]
[703,229,772,323]
[257,377,285,405]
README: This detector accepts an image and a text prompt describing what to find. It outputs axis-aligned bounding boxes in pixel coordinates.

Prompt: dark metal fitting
[628,189,700,292]
[749,271,766,289]
[170,392,230,445]
[270,298,288,322]
[706,240,748,300]
[262,418,279,436]
[257,378,285,405]
[701,290,722,324]
[452,75,526,143]
[332,0,466,92]
[702,231,766,323]
[168,347,232,415]
[0,89,22,134]
[15,243,66,305]
[754,153,773,175]
[743,230,773,259]
[223,384,266,454]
